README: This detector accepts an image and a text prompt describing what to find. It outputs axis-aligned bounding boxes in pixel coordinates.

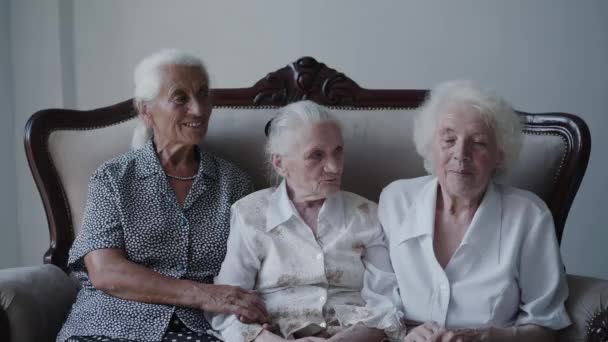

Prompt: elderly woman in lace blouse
[212,100,405,342]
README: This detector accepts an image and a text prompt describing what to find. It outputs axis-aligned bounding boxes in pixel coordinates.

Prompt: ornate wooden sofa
[1,57,606,342]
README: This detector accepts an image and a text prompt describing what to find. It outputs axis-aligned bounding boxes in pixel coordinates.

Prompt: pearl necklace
[165,173,197,181]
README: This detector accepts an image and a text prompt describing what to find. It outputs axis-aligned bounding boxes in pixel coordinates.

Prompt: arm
[515,210,570,330]
[482,324,555,342]
[75,170,267,322]
[212,204,270,342]
[85,248,267,321]
[355,203,406,341]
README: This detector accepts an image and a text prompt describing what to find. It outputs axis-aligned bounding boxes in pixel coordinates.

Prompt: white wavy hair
[265,100,341,184]
[413,80,523,177]
[131,49,208,149]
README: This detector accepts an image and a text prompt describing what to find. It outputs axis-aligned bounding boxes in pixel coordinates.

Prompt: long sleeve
[211,206,265,342]
[515,209,571,329]
[358,205,406,341]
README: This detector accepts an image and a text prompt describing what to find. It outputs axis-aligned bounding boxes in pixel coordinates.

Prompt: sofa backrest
[25,57,590,270]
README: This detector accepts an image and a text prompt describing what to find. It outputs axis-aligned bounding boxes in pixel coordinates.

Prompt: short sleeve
[516,209,571,329]
[68,170,125,271]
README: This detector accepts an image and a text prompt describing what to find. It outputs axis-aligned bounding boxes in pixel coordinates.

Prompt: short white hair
[131,49,208,149]
[413,80,523,176]
[265,100,341,184]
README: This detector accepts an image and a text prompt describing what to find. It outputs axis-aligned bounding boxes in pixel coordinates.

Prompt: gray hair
[265,100,341,184]
[413,80,523,177]
[131,49,208,149]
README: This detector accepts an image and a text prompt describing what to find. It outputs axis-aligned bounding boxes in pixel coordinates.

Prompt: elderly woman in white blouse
[379,81,571,342]
[212,100,405,342]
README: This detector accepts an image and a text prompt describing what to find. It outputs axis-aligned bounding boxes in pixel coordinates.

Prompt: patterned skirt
[66,316,223,342]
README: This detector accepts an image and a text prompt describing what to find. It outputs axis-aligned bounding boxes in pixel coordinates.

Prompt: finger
[423,321,441,333]
[239,290,269,319]
[415,325,435,340]
[440,330,456,342]
[238,315,256,324]
[429,328,446,342]
[233,305,268,324]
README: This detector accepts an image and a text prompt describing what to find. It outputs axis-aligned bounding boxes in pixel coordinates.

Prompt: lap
[67,315,222,342]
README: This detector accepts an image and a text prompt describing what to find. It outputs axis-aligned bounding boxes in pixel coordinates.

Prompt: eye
[333,146,344,158]
[473,140,487,147]
[173,95,188,105]
[308,150,324,160]
[197,87,209,98]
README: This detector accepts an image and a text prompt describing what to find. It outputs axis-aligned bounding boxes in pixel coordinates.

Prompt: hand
[448,328,487,342]
[198,284,269,324]
[403,321,445,342]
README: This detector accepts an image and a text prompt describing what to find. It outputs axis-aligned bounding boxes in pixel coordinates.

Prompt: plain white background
[1,0,607,279]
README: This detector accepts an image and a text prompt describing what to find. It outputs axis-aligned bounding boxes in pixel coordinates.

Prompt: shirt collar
[394,178,501,251]
[394,177,438,244]
[459,181,501,261]
[134,139,218,181]
[264,180,346,232]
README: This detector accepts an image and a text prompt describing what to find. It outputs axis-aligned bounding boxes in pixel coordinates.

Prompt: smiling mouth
[183,122,203,128]
[450,170,473,175]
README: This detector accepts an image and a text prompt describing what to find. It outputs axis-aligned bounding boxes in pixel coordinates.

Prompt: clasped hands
[404,321,487,342]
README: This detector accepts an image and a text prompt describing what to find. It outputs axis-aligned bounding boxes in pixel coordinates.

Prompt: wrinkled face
[274,122,344,201]
[142,64,211,147]
[432,105,502,200]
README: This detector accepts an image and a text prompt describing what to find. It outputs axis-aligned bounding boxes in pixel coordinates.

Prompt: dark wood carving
[24,57,590,271]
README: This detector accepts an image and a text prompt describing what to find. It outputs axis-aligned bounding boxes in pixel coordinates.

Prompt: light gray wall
[8,1,608,279]
[10,0,70,266]
[0,0,19,269]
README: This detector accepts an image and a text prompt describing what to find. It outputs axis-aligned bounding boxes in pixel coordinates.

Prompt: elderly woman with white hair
[56,49,268,342]
[212,100,406,342]
[379,81,571,342]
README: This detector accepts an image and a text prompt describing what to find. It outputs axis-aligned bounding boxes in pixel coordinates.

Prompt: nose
[453,140,471,161]
[189,98,210,118]
[324,156,342,174]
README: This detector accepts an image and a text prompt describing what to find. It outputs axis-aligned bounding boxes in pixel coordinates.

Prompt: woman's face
[143,64,211,148]
[275,122,344,202]
[432,105,502,200]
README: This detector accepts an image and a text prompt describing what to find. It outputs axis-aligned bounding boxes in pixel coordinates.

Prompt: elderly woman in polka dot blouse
[56,50,268,342]
[212,101,406,342]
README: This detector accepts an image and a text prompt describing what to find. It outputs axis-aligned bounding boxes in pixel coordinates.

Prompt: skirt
[66,315,223,342]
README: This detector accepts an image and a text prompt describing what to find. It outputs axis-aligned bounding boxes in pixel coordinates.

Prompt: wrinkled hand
[199,284,269,324]
[442,328,486,342]
[404,322,487,342]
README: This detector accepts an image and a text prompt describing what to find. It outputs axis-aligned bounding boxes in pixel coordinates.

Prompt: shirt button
[319,322,327,328]
[181,218,188,225]
[316,253,323,260]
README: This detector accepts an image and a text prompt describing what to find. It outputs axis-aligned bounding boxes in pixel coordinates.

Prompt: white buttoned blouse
[378,176,571,330]
[212,181,405,342]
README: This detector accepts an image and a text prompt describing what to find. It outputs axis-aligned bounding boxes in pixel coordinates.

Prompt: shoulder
[379,175,434,208]
[202,150,252,184]
[231,188,274,227]
[233,188,274,210]
[340,191,378,216]
[90,148,141,183]
[497,183,550,216]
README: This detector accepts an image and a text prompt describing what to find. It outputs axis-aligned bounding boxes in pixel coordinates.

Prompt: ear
[136,100,154,129]
[271,154,288,177]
